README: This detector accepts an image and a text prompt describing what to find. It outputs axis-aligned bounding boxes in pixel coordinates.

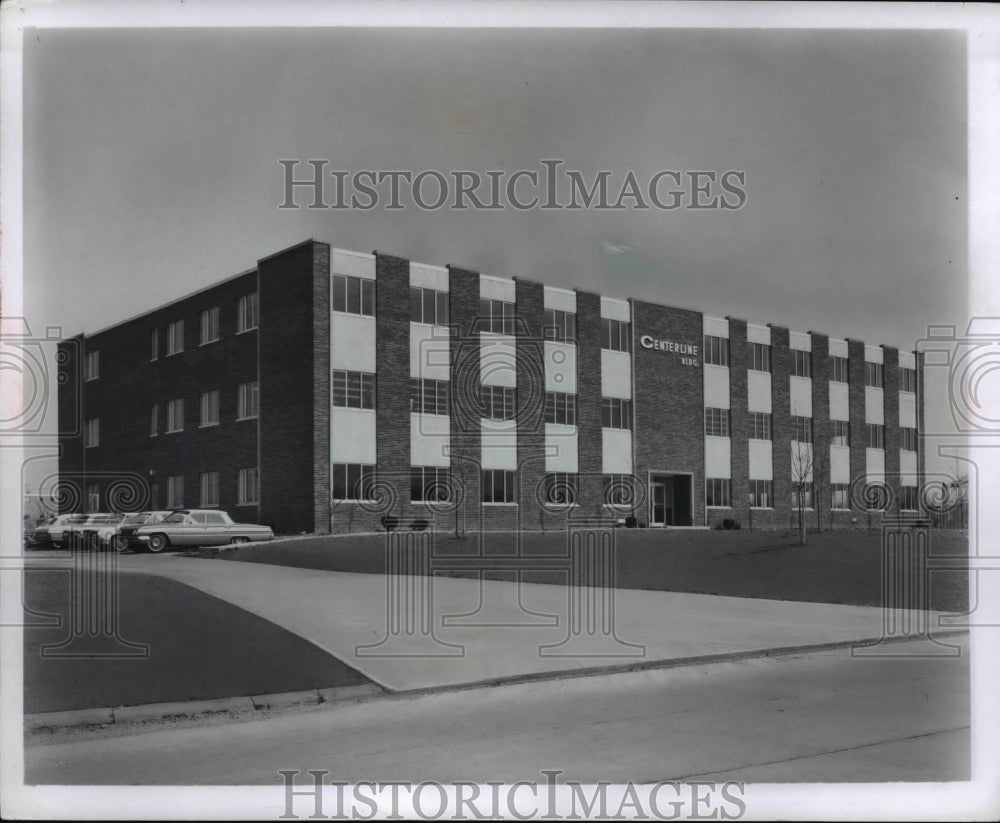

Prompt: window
[749,412,772,440]
[166,475,184,508]
[749,342,771,372]
[706,478,731,508]
[84,418,100,448]
[832,420,850,447]
[200,307,220,345]
[792,483,814,509]
[167,320,184,355]
[749,479,773,508]
[150,330,159,361]
[166,398,184,433]
[601,397,632,429]
[831,356,849,383]
[200,472,220,507]
[150,403,159,437]
[865,362,884,388]
[900,486,919,511]
[200,390,220,427]
[901,427,918,452]
[410,378,449,416]
[84,351,99,381]
[332,275,375,316]
[86,483,100,513]
[792,415,813,443]
[410,467,451,503]
[704,335,729,367]
[831,483,850,510]
[705,407,730,437]
[544,392,577,426]
[792,350,812,378]
[482,469,516,504]
[237,467,260,505]
[479,298,515,335]
[331,464,375,501]
[238,292,259,332]
[332,371,376,410]
[544,309,577,343]
[237,381,259,420]
[481,385,516,421]
[410,287,449,325]
[543,473,578,505]
[900,367,917,393]
[603,475,632,506]
[601,319,631,353]
[865,482,889,511]
[867,423,885,449]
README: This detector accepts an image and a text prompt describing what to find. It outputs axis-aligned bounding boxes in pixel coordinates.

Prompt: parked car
[47,513,98,548]
[133,509,274,553]
[79,513,127,550]
[29,514,71,548]
[115,511,173,552]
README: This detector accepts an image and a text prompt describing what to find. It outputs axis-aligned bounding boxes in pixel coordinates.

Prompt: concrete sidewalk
[63,553,958,692]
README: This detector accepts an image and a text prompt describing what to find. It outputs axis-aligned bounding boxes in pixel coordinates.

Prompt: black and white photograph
[1,1,998,819]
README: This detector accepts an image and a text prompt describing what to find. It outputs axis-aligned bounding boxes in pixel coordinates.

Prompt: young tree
[811,430,830,532]
[791,440,814,546]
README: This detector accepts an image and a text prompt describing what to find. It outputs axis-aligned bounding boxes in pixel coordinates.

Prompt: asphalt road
[25,636,969,786]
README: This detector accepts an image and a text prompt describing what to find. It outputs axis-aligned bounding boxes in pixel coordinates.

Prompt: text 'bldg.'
[58,239,924,534]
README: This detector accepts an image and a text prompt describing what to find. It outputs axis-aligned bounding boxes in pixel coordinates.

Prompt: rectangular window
[865,362,884,388]
[901,427,918,452]
[867,423,885,449]
[332,275,375,317]
[543,308,577,343]
[479,298,515,335]
[410,287,449,325]
[482,469,517,504]
[237,292,259,332]
[331,464,375,501]
[84,418,99,448]
[749,412,772,440]
[481,385,516,421]
[603,474,632,507]
[84,351,99,381]
[237,467,259,505]
[200,390,220,427]
[601,319,632,353]
[332,371,376,410]
[749,342,771,372]
[543,473,578,505]
[831,356,849,384]
[200,307,220,345]
[832,420,850,447]
[150,403,159,437]
[86,483,100,513]
[704,407,731,437]
[831,483,850,510]
[900,486,919,511]
[544,392,577,426]
[150,329,159,361]
[704,335,730,367]
[749,479,773,508]
[200,472,220,507]
[601,397,633,430]
[237,381,259,421]
[792,415,813,443]
[792,350,812,378]
[792,483,814,509]
[410,467,451,503]
[706,477,731,508]
[899,367,917,393]
[409,378,450,416]
[166,320,184,355]
[166,475,184,509]
[166,398,184,433]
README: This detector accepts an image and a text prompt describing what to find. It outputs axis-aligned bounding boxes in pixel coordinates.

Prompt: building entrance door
[649,474,693,526]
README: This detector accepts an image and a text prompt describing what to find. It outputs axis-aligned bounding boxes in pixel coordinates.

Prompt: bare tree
[811,430,829,532]
[791,439,814,546]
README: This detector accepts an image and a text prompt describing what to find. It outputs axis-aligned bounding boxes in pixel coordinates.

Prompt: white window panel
[332,313,376,372]
[331,248,376,280]
[865,344,883,364]
[410,324,451,380]
[544,341,577,394]
[481,419,517,470]
[830,445,850,484]
[409,261,449,292]
[789,331,812,351]
[900,449,918,481]
[543,286,576,313]
[544,424,579,472]
[480,335,517,387]
[601,350,632,399]
[790,442,814,482]
[790,376,812,417]
[705,436,731,479]
[704,365,730,410]
[828,338,849,358]
[600,296,630,321]
[703,315,729,338]
[748,371,772,413]
[899,350,916,370]
[829,382,850,422]
[601,429,632,474]
[331,408,376,464]
[410,414,450,468]
[866,447,886,479]
[747,323,771,345]
[899,391,916,428]
[865,386,884,424]
[479,274,515,302]
[749,439,773,481]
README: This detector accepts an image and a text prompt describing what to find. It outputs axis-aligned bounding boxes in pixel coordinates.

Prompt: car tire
[231,536,249,546]
[147,533,169,553]
[113,535,129,553]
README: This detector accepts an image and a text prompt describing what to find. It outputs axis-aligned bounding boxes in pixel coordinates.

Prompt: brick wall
[728,318,750,526]
[312,243,332,532]
[515,278,547,526]
[769,325,793,527]
[810,332,831,528]
[57,335,85,511]
[882,346,901,513]
[574,290,604,513]
[847,338,867,508]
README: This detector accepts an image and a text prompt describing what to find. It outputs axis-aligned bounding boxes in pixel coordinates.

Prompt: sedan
[133,509,274,553]
[115,510,173,552]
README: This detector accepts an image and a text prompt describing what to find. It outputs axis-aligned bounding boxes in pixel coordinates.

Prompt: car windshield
[68,515,90,524]
[122,514,147,524]
[164,512,189,523]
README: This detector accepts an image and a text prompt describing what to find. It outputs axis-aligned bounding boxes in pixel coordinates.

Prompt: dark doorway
[649,474,692,526]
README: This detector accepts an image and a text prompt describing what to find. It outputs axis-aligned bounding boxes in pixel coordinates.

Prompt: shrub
[624,515,638,529]
[722,518,741,530]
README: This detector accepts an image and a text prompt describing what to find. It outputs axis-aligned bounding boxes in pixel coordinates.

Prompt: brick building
[58,238,925,535]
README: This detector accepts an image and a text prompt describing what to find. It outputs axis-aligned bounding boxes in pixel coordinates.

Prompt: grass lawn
[211,528,968,613]
[23,569,371,714]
